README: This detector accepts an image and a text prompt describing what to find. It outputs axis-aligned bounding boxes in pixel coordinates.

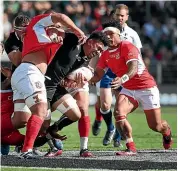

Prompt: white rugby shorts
[11,63,46,102]
[120,86,160,110]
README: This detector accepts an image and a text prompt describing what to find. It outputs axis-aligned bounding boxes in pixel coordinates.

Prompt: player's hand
[0,67,12,78]
[47,124,67,141]
[111,77,122,89]
[75,72,87,87]
[50,35,63,44]
[74,29,87,45]
[60,79,77,88]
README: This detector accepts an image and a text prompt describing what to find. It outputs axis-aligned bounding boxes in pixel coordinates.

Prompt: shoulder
[120,41,136,50]
[126,26,140,37]
[64,32,78,44]
[5,32,16,42]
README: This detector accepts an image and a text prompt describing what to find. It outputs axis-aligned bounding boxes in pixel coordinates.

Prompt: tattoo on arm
[126,60,138,79]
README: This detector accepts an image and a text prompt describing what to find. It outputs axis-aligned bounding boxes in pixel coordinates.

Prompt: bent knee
[101,102,111,111]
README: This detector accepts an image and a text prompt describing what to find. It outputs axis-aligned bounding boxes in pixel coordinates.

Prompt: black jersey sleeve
[4,32,22,54]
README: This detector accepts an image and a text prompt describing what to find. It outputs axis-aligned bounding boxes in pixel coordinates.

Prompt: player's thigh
[137,86,162,128]
[73,91,89,116]
[114,94,136,118]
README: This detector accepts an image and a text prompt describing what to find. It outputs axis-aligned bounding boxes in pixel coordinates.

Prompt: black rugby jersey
[4,32,23,54]
[45,33,89,86]
[4,32,23,72]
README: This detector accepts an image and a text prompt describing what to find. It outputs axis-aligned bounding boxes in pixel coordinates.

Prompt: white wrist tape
[121,74,129,84]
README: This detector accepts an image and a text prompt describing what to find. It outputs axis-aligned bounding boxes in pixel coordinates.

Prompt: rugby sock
[78,116,90,150]
[1,115,16,137]
[95,104,103,121]
[22,115,43,152]
[114,129,122,141]
[100,109,114,131]
[56,115,75,130]
[126,141,136,152]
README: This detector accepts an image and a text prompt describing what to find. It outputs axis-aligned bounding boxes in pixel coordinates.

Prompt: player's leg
[100,87,115,146]
[70,84,93,157]
[99,70,118,146]
[92,81,103,136]
[11,63,48,159]
[114,88,138,156]
[140,87,173,149]
[112,88,123,147]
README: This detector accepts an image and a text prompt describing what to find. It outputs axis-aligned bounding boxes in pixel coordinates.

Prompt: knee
[101,102,111,111]
[78,106,88,117]
[114,108,125,118]
[66,109,81,121]
[30,103,48,119]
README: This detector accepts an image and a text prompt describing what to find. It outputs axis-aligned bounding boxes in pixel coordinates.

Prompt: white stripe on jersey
[120,25,142,49]
[33,15,54,43]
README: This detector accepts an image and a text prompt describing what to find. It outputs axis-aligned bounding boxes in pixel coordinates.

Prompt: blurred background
[1,0,177,106]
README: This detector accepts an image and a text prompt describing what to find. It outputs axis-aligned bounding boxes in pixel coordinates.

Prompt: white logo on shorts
[35,81,43,89]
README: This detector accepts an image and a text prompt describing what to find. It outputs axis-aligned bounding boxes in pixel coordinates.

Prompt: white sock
[80,137,88,150]
[126,137,133,144]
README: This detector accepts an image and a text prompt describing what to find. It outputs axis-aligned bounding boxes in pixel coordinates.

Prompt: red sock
[78,116,90,137]
[22,115,43,152]
[2,130,25,145]
[126,142,137,152]
[1,114,16,137]
[163,128,171,136]
[95,104,103,121]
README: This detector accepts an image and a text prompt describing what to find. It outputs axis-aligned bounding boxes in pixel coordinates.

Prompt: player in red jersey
[90,20,173,155]
[11,12,86,159]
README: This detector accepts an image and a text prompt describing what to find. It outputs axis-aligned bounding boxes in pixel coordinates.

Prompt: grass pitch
[17,106,177,151]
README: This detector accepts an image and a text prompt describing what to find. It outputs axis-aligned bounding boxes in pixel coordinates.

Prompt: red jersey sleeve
[96,50,109,70]
[121,41,139,64]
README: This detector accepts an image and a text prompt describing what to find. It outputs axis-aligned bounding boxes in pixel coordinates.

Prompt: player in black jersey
[45,31,109,157]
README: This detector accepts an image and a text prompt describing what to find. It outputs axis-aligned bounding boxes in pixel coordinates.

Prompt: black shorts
[45,78,68,107]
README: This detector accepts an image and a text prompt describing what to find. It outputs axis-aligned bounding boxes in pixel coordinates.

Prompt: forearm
[126,60,138,78]
[51,13,82,33]
[90,69,105,83]
[120,60,138,84]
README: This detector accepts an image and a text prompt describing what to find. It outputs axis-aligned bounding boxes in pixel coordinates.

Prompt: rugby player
[92,4,143,147]
[10,12,85,159]
[90,20,173,155]
[44,31,109,157]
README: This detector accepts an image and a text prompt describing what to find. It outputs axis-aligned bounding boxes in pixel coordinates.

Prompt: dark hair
[43,9,56,14]
[87,31,110,46]
[109,10,115,17]
[102,20,122,32]
[14,15,30,29]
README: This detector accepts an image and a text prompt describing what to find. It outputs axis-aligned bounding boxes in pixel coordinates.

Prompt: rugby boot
[80,149,93,157]
[103,128,115,146]
[163,128,173,149]
[92,120,102,136]
[45,147,62,157]
[116,142,137,156]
